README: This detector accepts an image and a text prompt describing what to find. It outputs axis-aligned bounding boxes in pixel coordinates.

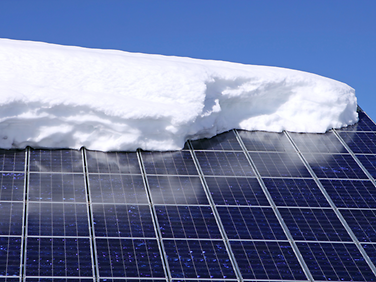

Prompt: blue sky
[1,0,375,120]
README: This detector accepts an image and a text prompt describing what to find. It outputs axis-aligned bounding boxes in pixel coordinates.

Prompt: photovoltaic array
[1,109,376,281]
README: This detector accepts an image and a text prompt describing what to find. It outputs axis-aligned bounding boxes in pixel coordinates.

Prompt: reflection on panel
[340,132,376,154]
[156,206,221,239]
[205,177,269,206]
[92,204,155,238]
[164,240,235,279]
[195,151,254,176]
[264,178,330,207]
[303,153,368,179]
[190,131,242,151]
[142,151,198,175]
[230,241,306,280]
[218,207,286,240]
[27,203,89,236]
[86,151,140,174]
[88,174,148,204]
[249,152,311,178]
[148,176,208,205]
[279,208,351,241]
[298,242,376,281]
[96,239,164,278]
[289,132,346,153]
[238,131,293,152]
[28,173,86,202]
[29,150,83,173]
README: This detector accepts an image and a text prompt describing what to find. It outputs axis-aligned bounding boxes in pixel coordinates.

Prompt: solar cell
[0,150,25,172]
[230,241,306,280]
[0,173,25,201]
[96,238,165,278]
[340,209,376,242]
[339,132,376,154]
[320,179,376,208]
[356,154,376,179]
[249,152,311,178]
[28,173,86,202]
[156,206,221,239]
[303,153,368,179]
[92,204,155,238]
[263,178,330,207]
[163,239,236,279]
[0,237,21,276]
[337,111,376,132]
[147,176,208,205]
[26,237,93,277]
[0,202,23,235]
[217,207,286,240]
[27,203,89,236]
[195,151,254,176]
[205,176,269,206]
[297,242,376,281]
[88,174,148,204]
[279,208,351,241]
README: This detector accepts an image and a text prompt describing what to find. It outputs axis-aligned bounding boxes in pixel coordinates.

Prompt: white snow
[0,38,358,151]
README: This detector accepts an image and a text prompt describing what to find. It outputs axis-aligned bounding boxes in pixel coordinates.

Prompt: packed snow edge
[0,39,358,151]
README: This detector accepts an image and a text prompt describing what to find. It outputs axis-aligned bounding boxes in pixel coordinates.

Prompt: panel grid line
[137,149,170,280]
[234,129,314,282]
[284,130,376,277]
[83,147,100,281]
[188,140,243,281]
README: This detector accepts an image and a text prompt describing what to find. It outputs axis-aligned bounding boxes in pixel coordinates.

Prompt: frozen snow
[0,38,358,151]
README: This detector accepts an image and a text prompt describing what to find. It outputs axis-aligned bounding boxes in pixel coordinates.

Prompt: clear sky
[1,0,375,121]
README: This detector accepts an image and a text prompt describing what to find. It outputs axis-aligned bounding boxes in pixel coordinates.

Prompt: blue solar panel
[86,151,140,174]
[339,132,376,154]
[230,241,306,280]
[147,175,208,205]
[30,149,83,173]
[279,208,352,241]
[263,178,330,207]
[320,179,376,208]
[0,237,21,276]
[356,154,376,179]
[249,152,311,177]
[92,204,155,238]
[0,173,25,201]
[156,206,221,239]
[0,150,25,172]
[26,237,93,277]
[303,153,368,179]
[205,176,269,206]
[340,209,376,242]
[338,111,376,132]
[96,238,164,278]
[217,207,287,240]
[195,151,254,176]
[238,130,293,152]
[0,202,23,235]
[297,242,376,281]
[163,239,235,279]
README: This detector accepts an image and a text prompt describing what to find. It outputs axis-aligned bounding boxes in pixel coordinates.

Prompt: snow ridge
[0,39,357,151]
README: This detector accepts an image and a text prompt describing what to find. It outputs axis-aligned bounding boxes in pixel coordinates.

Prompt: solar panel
[2,108,376,281]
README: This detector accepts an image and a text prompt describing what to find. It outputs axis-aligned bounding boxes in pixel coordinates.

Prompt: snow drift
[0,38,357,151]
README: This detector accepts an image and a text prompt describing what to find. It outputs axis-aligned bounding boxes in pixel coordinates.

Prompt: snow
[0,38,358,151]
